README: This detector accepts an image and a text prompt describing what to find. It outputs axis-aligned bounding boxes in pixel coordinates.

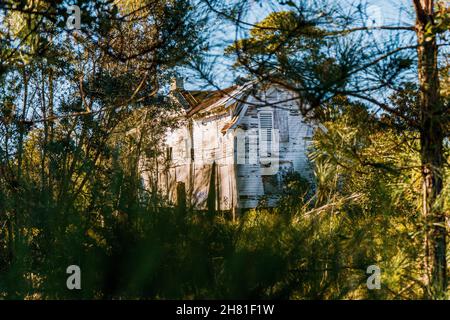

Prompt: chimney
[170,77,184,91]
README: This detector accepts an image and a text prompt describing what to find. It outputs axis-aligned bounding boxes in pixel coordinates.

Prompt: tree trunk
[207,161,217,216]
[177,181,187,215]
[415,0,447,297]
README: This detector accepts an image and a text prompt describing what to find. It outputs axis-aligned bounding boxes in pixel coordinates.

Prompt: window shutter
[259,112,273,137]
[259,111,273,157]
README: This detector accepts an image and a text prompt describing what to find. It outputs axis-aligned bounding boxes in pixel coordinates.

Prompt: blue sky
[184,0,415,91]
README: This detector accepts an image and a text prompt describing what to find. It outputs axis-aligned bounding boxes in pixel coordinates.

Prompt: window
[275,110,289,142]
[166,147,173,161]
[259,111,273,158]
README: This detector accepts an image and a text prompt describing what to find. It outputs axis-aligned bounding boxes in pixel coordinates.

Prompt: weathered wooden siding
[159,109,237,210]
[156,85,314,210]
[234,86,314,208]
[160,124,191,204]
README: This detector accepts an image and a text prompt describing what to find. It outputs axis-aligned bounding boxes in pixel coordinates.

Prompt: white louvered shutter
[259,111,273,158]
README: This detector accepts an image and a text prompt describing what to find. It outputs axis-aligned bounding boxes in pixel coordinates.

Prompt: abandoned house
[151,78,315,214]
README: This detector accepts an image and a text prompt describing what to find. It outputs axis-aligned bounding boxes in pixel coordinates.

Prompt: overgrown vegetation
[0,0,449,299]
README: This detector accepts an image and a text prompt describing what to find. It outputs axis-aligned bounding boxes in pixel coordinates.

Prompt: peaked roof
[171,80,259,116]
[172,80,297,134]
[172,86,238,117]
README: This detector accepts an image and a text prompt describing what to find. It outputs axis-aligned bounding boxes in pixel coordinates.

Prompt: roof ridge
[186,85,241,117]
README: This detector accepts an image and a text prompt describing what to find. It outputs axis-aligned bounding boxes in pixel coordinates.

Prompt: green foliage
[1,96,440,299]
[305,99,450,299]
[225,11,325,58]
[0,0,449,300]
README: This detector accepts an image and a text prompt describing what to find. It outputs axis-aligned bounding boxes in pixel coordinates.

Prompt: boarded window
[274,109,289,142]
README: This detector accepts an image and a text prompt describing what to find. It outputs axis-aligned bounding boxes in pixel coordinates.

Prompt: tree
[0,0,204,298]
[200,0,450,297]
[414,0,448,295]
